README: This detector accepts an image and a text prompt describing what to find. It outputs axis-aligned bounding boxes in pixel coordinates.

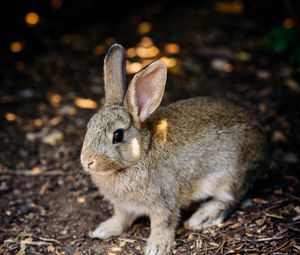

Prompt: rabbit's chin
[82,167,113,176]
[95,169,116,176]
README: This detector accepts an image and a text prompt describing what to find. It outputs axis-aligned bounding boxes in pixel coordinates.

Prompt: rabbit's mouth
[81,148,132,175]
[81,159,129,175]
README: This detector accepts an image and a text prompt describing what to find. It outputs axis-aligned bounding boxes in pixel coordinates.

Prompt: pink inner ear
[128,60,166,122]
[135,71,156,112]
[138,93,149,112]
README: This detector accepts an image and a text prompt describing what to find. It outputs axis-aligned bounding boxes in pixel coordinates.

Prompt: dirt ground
[1,3,300,255]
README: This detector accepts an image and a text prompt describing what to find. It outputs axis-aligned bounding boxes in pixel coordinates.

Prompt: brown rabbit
[80,44,266,255]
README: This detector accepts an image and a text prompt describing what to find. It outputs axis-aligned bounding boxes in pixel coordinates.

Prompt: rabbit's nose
[87,161,94,169]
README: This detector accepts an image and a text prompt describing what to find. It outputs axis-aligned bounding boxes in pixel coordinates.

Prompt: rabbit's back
[154,97,257,131]
[148,97,266,205]
[149,97,263,148]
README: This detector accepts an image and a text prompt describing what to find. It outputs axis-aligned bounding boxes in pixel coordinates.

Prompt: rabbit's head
[81,44,167,174]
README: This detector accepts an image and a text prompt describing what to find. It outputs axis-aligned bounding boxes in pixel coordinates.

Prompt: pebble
[283,152,298,164]
[0,182,9,192]
[256,70,271,80]
[18,204,30,214]
[240,198,253,209]
[211,58,232,72]
[65,244,78,255]
[42,130,64,145]
[17,89,36,99]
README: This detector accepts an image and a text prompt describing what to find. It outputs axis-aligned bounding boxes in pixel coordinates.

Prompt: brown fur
[80,44,266,255]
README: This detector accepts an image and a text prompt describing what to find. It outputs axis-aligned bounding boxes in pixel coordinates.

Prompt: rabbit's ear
[104,44,126,106]
[124,60,167,124]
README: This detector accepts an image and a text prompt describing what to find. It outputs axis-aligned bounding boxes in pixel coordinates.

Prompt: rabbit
[80,44,266,255]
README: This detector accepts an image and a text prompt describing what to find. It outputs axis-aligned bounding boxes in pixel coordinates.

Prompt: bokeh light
[214,0,244,14]
[126,48,137,58]
[5,112,17,121]
[141,59,153,68]
[138,22,152,34]
[136,46,159,58]
[74,98,97,109]
[94,45,106,56]
[25,12,40,26]
[48,93,62,107]
[51,0,63,9]
[160,57,177,69]
[126,61,142,74]
[10,42,23,53]
[139,37,153,48]
[164,43,180,54]
[283,18,294,29]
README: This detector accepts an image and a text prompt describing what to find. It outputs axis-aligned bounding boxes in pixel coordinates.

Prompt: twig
[117,238,136,243]
[257,236,285,242]
[213,240,226,255]
[134,237,147,242]
[198,246,218,253]
[262,199,290,211]
[7,233,61,245]
[294,244,300,252]
[265,212,285,220]
[4,239,52,247]
[0,169,65,176]
[269,239,296,254]
[21,240,51,246]
[35,236,61,244]
[284,193,300,203]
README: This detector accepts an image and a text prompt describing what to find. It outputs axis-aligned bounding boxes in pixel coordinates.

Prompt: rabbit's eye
[113,129,124,144]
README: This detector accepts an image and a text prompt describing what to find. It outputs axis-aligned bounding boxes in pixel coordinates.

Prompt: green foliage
[265,26,299,64]
[266,27,295,53]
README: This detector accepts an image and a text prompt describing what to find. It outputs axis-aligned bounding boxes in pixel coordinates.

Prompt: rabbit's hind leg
[184,177,237,231]
[185,169,239,230]
[184,197,234,230]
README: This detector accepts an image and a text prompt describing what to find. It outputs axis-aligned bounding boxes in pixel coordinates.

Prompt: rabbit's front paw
[88,217,124,239]
[145,234,175,255]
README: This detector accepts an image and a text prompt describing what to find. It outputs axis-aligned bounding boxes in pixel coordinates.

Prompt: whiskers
[67,159,92,194]
[64,159,95,215]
